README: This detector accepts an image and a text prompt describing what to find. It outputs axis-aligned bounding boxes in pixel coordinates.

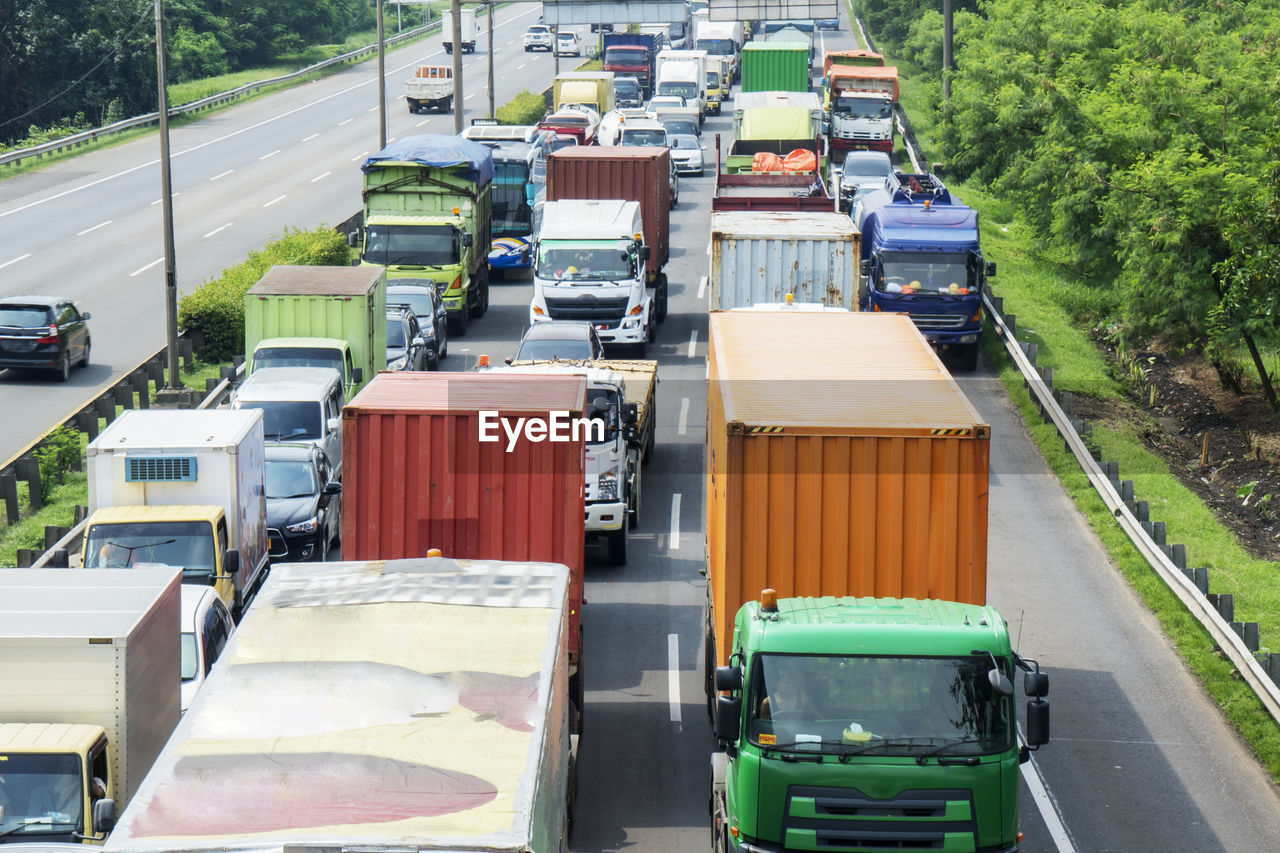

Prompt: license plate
[0,338,38,353]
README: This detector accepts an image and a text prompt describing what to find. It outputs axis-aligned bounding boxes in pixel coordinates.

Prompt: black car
[513,321,606,362]
[264,442,341,562]
[385,307,428,371]
[387,286,449,370]
[0,296,91,381]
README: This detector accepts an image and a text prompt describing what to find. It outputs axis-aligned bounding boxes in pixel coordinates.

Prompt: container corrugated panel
[342,372,587,653]
[705,312,990,668]
[741,42,811,93]
[710,211,860,309]
[546,146,670,273]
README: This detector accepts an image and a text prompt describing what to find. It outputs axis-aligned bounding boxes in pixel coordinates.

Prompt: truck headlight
[597,472,619,502]
[286,517,319,534]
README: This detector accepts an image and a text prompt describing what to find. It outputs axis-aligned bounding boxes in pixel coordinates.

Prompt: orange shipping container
[704,312,990,670]
[342,372,587,658]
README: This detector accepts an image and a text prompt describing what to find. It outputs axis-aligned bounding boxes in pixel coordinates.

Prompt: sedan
[555,31,582,56]
[668,133,704,176]
[0,295,91,381]
[514,321,605,362]
[836,150,893,212]
[388,284,448,370]
[386,307,427,371]
[263,442,341,563]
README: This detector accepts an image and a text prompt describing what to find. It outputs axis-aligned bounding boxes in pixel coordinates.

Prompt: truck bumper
[832,137,894,154]
[597,319,647,344]
[585,501,627,532]
[919,329,981,348]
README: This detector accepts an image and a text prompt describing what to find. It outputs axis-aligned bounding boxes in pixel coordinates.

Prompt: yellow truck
[0,569,181,846]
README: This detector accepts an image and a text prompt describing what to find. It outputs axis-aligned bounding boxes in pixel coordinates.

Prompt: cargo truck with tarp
[101,556,576,853]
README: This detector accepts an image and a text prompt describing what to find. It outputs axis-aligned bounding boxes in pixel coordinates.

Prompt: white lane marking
[203,223,232,238]
[338,118,354,126]
[465,93,476,100]
[209,169,234,181]
[259,149,280,160]
[353,151,370,162]
[368,106,380,113]
[0,253,31,270]
[687,329,698,358]
[130,258,163,276]
[697,275,707,300]
[678,397,690,436]
[387,137,397,143]
[150,192,180,205]
[417,118,433,127]
[301,133,320,142]
[668,634,682,723]
[670,493,681,550]
[311,171,331,183]
[263,195,287,208]
[77,220,112,236]
[1020,736,1076,851]
[518,63,527,70]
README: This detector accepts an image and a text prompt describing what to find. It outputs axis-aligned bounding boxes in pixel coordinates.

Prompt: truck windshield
[697,38,735,55]
[364,224,458,266]
[606,47,649,65]
[615,80,641,99]
[83,520,216,574]
[252,346,344,376]
[834,96,893,119]
[0,753,84,835]
[657,81,698,101]
[877,252,975,296]
[747,654,1013,758]
[622,129,668,146]
[235,401,323,441]
[706,70,720,89]
[538,242,636,281]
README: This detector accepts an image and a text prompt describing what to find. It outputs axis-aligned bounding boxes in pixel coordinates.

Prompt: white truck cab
[530,200,655,352]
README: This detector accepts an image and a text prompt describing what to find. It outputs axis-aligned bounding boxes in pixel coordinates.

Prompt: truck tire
[448,304,469,337]
[957,343,980,372]
[470,267,489,319]
[445,96,453,113]
[444,43,452,55]
[704,598,717,721]
[628,467,641,530]
[657,274,669,323]
[606,526,628,565]
[644,413,655,464]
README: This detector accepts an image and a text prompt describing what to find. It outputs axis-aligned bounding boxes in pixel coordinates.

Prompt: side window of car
[57,303,76,325]
[205,605,230,673]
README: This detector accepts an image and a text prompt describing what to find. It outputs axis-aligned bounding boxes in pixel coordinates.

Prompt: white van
[230,367,345,479]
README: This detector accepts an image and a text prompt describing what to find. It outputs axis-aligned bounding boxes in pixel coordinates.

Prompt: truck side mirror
[93,797,116,833]
[985,261,997,277]
[625,424,639,444]
[352,367,364,384]
[1024,670,1049,698]
[639,245,651,262]
[714,695,741,742]
[327,417,341,434]
[461,233,474,249]
[1025,698,1050,747]
[987,667,1012,697]
[222,549,241,578]
[623,402,639,425]
[713,665,742,692]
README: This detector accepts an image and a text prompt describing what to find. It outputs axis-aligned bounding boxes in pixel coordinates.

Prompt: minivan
[231,367,346,479]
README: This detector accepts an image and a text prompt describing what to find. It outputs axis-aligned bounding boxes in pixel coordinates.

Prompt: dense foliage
[0,0,374,146]
[860,0,1280,404]
[178,227,350,362]
[496,89,548,126]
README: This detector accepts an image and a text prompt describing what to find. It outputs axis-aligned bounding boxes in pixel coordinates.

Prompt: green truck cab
[355,135,494,336]
[711,592,1050,853]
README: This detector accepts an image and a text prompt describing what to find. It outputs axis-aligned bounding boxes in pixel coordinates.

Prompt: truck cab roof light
[427,548,443,557]
[761,588,778,612]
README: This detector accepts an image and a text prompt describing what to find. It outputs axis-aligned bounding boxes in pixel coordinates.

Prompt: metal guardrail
[854,12,1280,725]
[0,23,438,168]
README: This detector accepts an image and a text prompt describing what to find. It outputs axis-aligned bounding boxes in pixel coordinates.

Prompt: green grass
[0,470,90,567]
[869,22,1280,778]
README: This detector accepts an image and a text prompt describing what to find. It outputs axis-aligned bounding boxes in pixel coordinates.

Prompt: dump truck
[739,41,811,92]
[243,264,387,398]
[404,64,453,113]
[101,556,576,853]
[82,409,269,619]
[340,371,588,734]
[712,134,833,212]
[825,64,899,154]
[709,211,859,309]
[553,71,616,116]
[494,359,658,565]
[822,48,884,78]
[354,135,494,336]
[732,91,824,140]
[0,568,181,845]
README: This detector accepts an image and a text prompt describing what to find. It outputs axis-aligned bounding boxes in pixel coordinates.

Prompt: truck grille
[909,313,969,331]
[783,786,977,852]
[544,295,630,322]
[126,456,198,482]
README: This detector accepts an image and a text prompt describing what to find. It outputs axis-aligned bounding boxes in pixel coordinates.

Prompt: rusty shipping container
[704,311,990,670]
[342,371,587,658]
[546,146,670,276]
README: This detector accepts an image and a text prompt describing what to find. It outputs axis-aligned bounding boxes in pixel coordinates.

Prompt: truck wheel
[606,526,628,566]
[445,44,452,54]
[448,305,469,337]
[445,96,453,113]
[657,274,669,323]
[470,267,489,319]
[957,343,980,372]
[704,600,717,721]
[644,414,655,465]
[628,467,641,530]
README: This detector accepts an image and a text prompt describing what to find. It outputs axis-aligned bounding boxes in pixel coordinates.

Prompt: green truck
[710,592,1050,853]
[243,265,387,397]
[354,135,494,336]
[725,105,827,176]
[740,41,812,93]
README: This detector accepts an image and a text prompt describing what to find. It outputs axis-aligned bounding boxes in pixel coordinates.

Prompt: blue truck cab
[858,172,995,371]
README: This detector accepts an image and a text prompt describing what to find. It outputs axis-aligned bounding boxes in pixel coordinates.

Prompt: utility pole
[488,2,496,119]
[153,0,182,399]
[451,0,464,134]
[552,25,560,76]
[377,0,387,149]
[942,0,953,101]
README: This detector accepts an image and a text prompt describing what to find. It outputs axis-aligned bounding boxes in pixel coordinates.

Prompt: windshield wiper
[0,817,77,839]
[914,738,989,765]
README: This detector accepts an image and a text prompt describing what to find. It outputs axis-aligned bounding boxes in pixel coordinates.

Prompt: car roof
[180,584,224,627]
[236,366,343,397]
[264,441,320,462]
[0,295,64,306]
[522,321,596,341]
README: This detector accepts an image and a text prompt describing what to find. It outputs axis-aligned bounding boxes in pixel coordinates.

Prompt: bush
[497,89,547,126]
[34,427,83,499]
[178,227,350,361]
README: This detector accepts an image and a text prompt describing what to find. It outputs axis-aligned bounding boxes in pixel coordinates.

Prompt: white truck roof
[0,568,181,639]
[85,409,263,457]
[539,199,643,241]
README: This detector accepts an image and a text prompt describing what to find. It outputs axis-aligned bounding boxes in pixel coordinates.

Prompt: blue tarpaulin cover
[361,134,495,185]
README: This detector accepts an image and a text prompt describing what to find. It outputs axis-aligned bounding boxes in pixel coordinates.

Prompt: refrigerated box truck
[0,568,182,845]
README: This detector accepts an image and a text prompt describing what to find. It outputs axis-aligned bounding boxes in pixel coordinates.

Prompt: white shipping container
[709,211,861,309]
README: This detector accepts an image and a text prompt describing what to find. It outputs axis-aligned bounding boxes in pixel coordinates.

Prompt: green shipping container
[243,265,388,396]
[740,42,811,93]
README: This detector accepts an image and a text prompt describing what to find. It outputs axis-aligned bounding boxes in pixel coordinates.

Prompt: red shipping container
[546,146,671,276]
[342,371,587,654]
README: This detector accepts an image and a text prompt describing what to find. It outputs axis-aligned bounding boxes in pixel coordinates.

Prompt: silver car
[836,151,893,213]
[668,133,704,176]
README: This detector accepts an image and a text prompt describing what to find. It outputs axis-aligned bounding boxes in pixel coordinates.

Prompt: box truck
[553,71,616,116]
[441,5,477,53]
[82,409,269,619]
[0,568,181,845]
[101,556,576,853]
[243,264,387,398]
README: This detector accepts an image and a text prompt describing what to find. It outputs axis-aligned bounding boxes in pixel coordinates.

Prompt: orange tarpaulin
[752,149,817,173]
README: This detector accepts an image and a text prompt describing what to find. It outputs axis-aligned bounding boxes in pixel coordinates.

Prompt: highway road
[6,2,1280,850]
